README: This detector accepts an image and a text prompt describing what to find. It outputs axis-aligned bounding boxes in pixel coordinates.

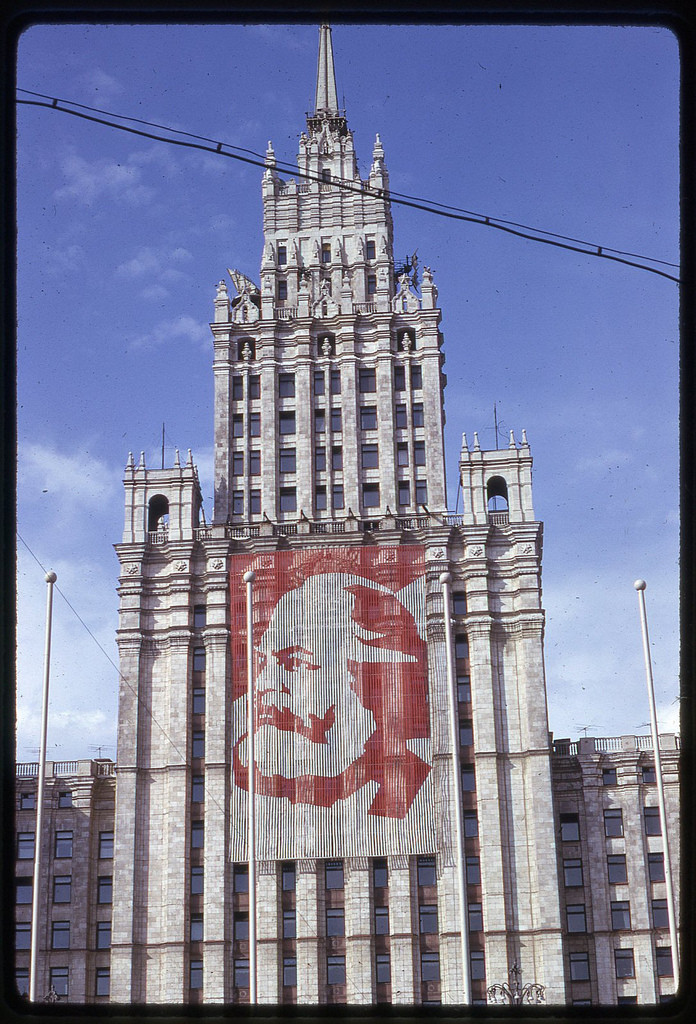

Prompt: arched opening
[316,332,336,356]
[397,328,415,351]
[486,476,509,512]
[148,494,169,532]
[236,338,256,361]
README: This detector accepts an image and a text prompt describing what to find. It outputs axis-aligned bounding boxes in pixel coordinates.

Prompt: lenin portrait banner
[228,546,437,860]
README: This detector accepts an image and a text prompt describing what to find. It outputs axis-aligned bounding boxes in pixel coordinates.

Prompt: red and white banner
[229,546,436,860]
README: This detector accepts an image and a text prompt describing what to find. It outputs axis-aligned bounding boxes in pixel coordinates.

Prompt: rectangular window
[232,414,243,437]
[192,687,205,714]
[58,790,72,807]
[193,604,206,628]
[419,904,438,933]
[361,443,379,469]
[466,856,481,885]
[398,481,410,506]
[16,878,32,904]
[375,906,389,934]
[232,375,243,400]
[279,447,296,474]
[455,635,469,660]
[560,813,580,842]
[283,957,297,987]
[190,866,203,896]
[569,951,590,981]
[367,274,377,295]
[642,764,657,783]
[395,403,407,429]
[283,910,296,939]
[330,369,341,394]
[277,244,287,265]
[192,730,205,758]
[250,489,261,515]
[249,450,261,476]
[192,775,204,803]
[282,862,296,891]
[315,486,327,510]
[415,480,428,505]
[611,900,631,930]
[189,960,202,992]
[17,832,35,859]
[321,244,331,263]
[470,950,486,981]
[421,952,440,982]
[16,969,29,997]
[376,953,391,984]
[607,854,628,884]
[411,364,423,390]
[331,408,342,433]
[279,488,297,513]
[99,831,114,859]
[463,810,478,837]
[644,806,661,835]
[563,858,584,887]
[234,912,249,940]
[360,405,377,430]
[359,367,376,393]
[459,720,473,747]
[51,920,70,949]
[232,452,244,476]
[652,898,669,929]
[656,946,673,977]
[468,902,483,931]
[314,370,325,395]
[458,675,471,703]
[331,446,343,471]
[249,412,260,437]
[452,591,467,615]
[373,859,388,888]
[461,764,476,791]
[614,948,635,978]
[327,955,346,985]
[191,821,204,848]
[394,365,406,391]
[96,920,112,949]
[315,446,326,472]
[249,375,260,400]
[397,442,408,467]
[19,791,36,809]
[566,904,587,933]
[15,923,31,950]
[414,440,426,466]
[193,646,206,671]
[50,967,69,997]
[326,908,345,936]
[98,876,113,904]
[412,403,424,427]
[232,490,244,515]
[234,958,249,987]
[279,372,295,397]
[279,411,296,435]
[648,852,665,882]
[325,860,344,889]
[55,830,73,858]
[315,409,326,433]
[363,483,380,508]
[277,280,288,301]
[233,864,249,893]
[366,239,376,259]
[417,855,436,887]
[603,766,617,785]
[333,484,345,510]
[190,913,203,942]
[604,807,624,837]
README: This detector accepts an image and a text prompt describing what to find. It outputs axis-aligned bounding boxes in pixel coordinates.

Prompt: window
[332,484,344,510]
[232,414,243,437]
[232,452,244,476]
[325,860,344,889]
[58,790,72,808]
[250,490,261,515]
[362,443,379,468]
[412,403,424,427]
[415,480,428,505]
[193,646,206,671]
[51,920,70,949]
[15,968,29,997]
[192,775,204,803]
[359,368,376,393]
[326,908,345,936]
[17,832,35,859]
[277,280,288,301]
[560,813,580,842]
[50,967,69,997]
[461,764,476,791]
[190,913,203,942]
[279,447,296,474]
[98,875,113,904]
[459,720,473,747]
[614,948,635,978]
[395,403,407,429]
[644,806,661,835]
[652,898,669,929]
[398,481,410,506]
[55,830,73,858]
[417,855,436,886]
[648,852,665,882]
[396,442,408,467]
[193,687,205,715]
[331,408,342,433]
[327,955,346,985]
[412,441,426,466]
[279,411,296,435]
[603,767,618,786]
[234,958,249,987]
[315,446,326,472]
[331,446,343,471]
[51,875,70,906]
[193,604,206,628]
[99,831,114,859]
[19,791,36,809]
[283,910,296,939]
[360,405,377,430]
[656,946,673,977]
[234,864,249,893]
[330,369,341,394]
[367,274,377,295]
[419,904,438,933]
[363,483,380,508]
[375,906,389,934]
[604,807,624,837]
[315,409,326,433]
[373,859,387,888]
[421,952,440,982]
[470,950,486,981]
[283,957,297,987]
[611,900,631,930]
[566,904,587,933]
[191,866,203,895]
[191,821,204,848]
[617,996,638,1005]
[232,375,243,400]
[563,858,584,887]
[458,676,471,703]
[455,635,469,660]
[452,591,467,615]
[16,878,32,904]
[366,239,376,259]
[315,486,327,510]
[277,244,287,265]
[394,365,406,391]
[466,856,481,885]
[279,488,296,513]
[642,764,657,783]
[321,244,331,264]
[376,953,391,984]
[569,951,590,981]
[232,490,244,515]
[468,902,483,931]
[189,960,202,992]
[192,730,205,758]
[249,451,261,476]
[411,364,423,389]
[282,862,296,891]
[234,912,249,940]
[15,923,31,950]
[249,375,260,400]
[96,920,111,949]
[249,412,260,437]
[279,373,295,398]
[314,370,325,396]
[607,854,627,884]
[463,810,478,837]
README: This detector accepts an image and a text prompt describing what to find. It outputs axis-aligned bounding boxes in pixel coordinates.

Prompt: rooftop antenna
[494,403,499,449]
[161,422,165,470]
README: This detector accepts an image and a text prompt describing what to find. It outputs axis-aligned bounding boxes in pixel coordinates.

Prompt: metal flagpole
[243,570,257,1004]
[440,572,472,1003]
[634,579,679,989]
[29,570,57,1002]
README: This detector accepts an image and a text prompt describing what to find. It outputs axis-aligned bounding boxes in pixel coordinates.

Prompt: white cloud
[129,314,210,352]
[19,443,120,511]
[575,448,633,476]
[54,151,155,206]
[115,245,193,281]
[41,242,87,277]
[77,68,124,101]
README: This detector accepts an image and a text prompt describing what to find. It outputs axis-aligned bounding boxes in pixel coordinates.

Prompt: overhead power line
[17,88,679,283]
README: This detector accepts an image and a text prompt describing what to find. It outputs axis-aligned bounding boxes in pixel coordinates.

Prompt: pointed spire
[508,429,516,449]
[315,23,339,115]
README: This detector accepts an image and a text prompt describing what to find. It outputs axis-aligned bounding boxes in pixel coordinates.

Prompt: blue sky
[15,22,679,762]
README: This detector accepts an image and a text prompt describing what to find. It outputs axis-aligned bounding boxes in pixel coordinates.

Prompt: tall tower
[111,25,564,1006]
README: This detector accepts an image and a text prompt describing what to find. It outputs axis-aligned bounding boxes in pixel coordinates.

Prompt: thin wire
[16,90,680,283]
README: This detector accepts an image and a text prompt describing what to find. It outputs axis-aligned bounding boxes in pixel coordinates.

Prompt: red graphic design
[230,547,430,819]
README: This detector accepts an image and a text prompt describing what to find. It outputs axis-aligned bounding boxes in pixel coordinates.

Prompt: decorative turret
[458,430,535,526]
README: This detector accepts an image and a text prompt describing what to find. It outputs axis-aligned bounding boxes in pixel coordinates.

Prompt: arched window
[148,494,169,532]
[486,476,509,512]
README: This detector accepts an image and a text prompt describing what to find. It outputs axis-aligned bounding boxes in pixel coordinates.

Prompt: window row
[231,404,426,440]
[228,857,458,893]
[16,919,112,951]
[267,480,430,515]
[560,806,662,841]
[16,830,113,861]
[19,789,73,809]
[565,898,670,933]
[602,764,659,786]
[15,967,111,999]
[563,852,665,887]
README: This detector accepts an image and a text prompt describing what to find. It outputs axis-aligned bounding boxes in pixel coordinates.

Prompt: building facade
[15,25,679,1008]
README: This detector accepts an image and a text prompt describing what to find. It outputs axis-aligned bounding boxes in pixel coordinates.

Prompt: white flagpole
[440,572,471,1003]
[29,570,57,1002]
[634,579,679,989]
[243,570,257,1004]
